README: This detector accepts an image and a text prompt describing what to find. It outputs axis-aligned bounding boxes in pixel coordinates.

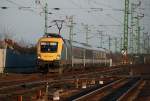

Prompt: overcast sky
[0,0,149,51]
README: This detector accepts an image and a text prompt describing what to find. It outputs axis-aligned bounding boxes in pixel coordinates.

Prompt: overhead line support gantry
[123,0,129,64]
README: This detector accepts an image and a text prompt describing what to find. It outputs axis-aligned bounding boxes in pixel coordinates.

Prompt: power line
[98,24,122,27]
[66,0,83,9]
[5,0,21,7]
[3,0,39,14]
[90,0,123,11]
[105,14,123,25]
[1,0,124,12]
[0,6,124,11]
[66,0,123,12]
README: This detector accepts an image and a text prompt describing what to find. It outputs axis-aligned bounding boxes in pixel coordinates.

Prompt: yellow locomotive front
[37,34,63,72]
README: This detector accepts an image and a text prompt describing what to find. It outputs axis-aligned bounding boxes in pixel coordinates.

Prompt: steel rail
[71,78,125,101]
[117,79,143,101]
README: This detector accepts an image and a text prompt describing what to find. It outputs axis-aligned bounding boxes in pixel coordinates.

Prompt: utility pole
[123,0,129,64]
[137,18,140,54]
[130,1,143,55]
[68,16,74,43]
[85,25,91,45]
[97,30,103,48]
[144,32,150,54]
[135,14,144,54]
[148,36,150,54]
[85,25,89,44]
[35,0,49,35]
[143,32,147,54]
[133,16,141,54]
[130,3,142,54]
[44,2,48,35]
[143,38,146,54]
[114,37,117,53]
[67,16,74,67]
[130,3,134,54]
[146,33,150,54]
[108,35,111,51]
[82,24,92,45]
[120,37,123,52]
[123,0,129,52]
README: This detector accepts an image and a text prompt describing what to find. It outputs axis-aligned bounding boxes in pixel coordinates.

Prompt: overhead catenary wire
[1,0,149,44]
[66,0,83,9]
[5,0,21,7]
[3,0,39,15]
[105,14,123,25]
[3,0,123,11]
[89,0,123,11]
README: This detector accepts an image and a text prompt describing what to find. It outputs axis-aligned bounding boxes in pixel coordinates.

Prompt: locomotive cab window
[40,42,58,53]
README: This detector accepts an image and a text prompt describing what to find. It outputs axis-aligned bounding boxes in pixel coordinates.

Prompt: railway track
[0,65,129,100]
[0,65,125,86]
[66,77,142,101]
[100,77,141,101]
[0,76,120,100]
[134,79,150,101]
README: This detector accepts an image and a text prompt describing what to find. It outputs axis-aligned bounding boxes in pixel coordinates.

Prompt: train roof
[64,39,106,52]
[43,33,62,38]
[39,34,107,52]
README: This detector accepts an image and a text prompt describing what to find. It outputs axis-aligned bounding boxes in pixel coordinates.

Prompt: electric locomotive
[37,33,64,72]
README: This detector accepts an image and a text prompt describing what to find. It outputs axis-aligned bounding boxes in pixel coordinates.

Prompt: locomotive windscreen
[40,41,58,53]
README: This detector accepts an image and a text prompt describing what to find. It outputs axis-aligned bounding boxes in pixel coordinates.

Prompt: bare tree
[1,26,15,40]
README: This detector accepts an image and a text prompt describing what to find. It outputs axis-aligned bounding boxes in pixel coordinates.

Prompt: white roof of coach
[64,39,105,52]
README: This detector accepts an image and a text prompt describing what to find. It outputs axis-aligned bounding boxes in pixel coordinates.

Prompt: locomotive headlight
[38,56,41,59]
[56,54,61,59]
[38,55,41,59]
